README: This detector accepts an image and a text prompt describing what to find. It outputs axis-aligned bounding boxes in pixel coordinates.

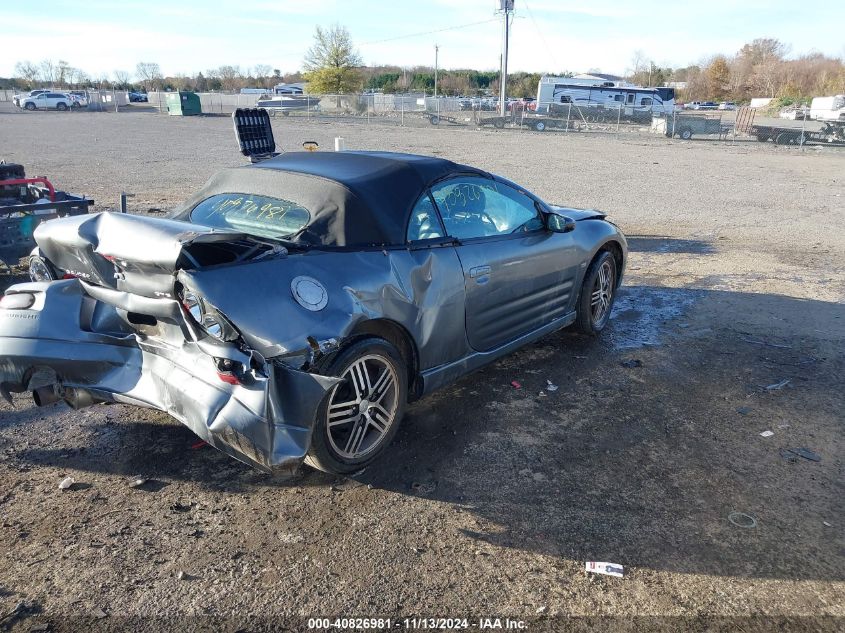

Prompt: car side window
[406,194,444,242]
[430,177,543,240]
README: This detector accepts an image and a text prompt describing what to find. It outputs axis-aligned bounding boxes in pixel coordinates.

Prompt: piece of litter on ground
[777,423,790,429]
[190,440,208,450]
[728,512,757,528]
[58,476,75,490]
[823,521,832,527]
[538,391,547,397]
[764,379,790,391]
[759,430,774,438]
[736,406,752,415]
[535,606,547,615]
[585,561,624,578]
[545,380,559,392]
[781,447,821,462]
[128,477,147,488]
[510,380,521,389]
[92,608,107,620]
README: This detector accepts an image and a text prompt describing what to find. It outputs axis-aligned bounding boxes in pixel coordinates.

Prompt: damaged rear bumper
[0,280,338,472]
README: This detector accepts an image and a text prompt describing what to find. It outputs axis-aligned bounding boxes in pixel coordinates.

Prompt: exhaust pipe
[63,388,103,410]
[33,386,59,407]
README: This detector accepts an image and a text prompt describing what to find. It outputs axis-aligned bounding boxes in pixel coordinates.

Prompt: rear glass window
[190,193,310,240]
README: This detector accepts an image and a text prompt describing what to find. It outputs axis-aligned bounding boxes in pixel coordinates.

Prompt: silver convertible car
[0,151,626,474]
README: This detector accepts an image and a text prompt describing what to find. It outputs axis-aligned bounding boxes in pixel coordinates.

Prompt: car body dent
[0,279,340,472]
[0,155,627,472]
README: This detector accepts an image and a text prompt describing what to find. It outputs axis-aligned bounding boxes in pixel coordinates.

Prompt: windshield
[190,192,311,240]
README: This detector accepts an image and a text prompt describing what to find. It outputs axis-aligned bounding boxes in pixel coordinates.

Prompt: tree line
[3,29,843,102]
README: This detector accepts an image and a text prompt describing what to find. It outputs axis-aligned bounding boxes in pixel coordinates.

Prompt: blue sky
[3,0,843,79]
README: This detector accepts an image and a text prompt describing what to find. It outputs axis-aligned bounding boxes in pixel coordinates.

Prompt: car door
[35,94,49,108]
[429,176,580,353]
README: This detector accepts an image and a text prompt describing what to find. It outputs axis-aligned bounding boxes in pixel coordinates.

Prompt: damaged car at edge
[0,151,626,474]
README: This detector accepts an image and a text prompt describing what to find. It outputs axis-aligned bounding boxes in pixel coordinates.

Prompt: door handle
[469,265,491,278]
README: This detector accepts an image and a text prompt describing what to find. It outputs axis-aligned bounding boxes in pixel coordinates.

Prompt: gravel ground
[0,104,843,632]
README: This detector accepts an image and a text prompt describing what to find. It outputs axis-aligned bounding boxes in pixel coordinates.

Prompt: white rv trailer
[536,76,675,118]
[809,95,845,121]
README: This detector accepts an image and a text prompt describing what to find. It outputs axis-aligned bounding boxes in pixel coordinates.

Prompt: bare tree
[56,60,72,87]
[14,60,40,85]
[113,69,131,90]
[136,62,163,91]
[40,59,56,85]
[213,65,243,91]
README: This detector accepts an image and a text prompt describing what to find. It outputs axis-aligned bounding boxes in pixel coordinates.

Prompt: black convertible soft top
[172,151,489,247]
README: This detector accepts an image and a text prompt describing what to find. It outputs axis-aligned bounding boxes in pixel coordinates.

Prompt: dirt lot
[0,105,843,632]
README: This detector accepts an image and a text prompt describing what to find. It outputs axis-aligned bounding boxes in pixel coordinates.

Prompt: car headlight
[180,289,237,341]
[28,255,56,282]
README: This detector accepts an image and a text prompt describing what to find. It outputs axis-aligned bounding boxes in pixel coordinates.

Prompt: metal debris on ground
[728,512,757,528]
[127,477,148,488]
[759,430,774,437]
[58,476,75,490]
[585,561,624,578]
[545,380,559,392]
[780,447,821,462]
[621,359,642,368]
[764,379,790,391]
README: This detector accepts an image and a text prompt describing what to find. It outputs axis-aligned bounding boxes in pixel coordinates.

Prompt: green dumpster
[165,91,202,116]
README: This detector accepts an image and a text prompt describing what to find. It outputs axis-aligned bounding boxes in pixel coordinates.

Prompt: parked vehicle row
[11,89,149,110]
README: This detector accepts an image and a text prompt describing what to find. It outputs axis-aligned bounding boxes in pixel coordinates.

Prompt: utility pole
[499,0,513,116]
[434,44,439,99]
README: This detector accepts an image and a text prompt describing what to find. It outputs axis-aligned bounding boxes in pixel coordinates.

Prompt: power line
[359,18,499,47]
[522,1,560,71]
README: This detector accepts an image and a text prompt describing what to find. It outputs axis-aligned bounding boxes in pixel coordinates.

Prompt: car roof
[174,151,488,247]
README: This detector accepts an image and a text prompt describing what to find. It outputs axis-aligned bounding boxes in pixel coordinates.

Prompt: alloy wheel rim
[326,354,398,460]
[590,260,614,325]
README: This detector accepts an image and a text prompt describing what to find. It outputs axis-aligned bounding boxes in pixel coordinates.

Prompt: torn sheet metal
[0,279,338,471]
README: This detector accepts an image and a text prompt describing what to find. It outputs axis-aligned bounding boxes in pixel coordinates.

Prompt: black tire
[679,127,693,140]
[56,102,68,111]
[25,102,36,111]
[775,131,794,145]
[429,115,440,125]
[71,102,80,109]
[574,250,618,335]
[306,337,408,474]
[534,120,546,131]
[493,118,505,129]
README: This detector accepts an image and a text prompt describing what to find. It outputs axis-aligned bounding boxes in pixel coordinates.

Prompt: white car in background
[19,92,74,111]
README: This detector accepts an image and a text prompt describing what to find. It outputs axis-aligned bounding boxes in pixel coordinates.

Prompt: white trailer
[535,76,676,119]
[810,95,845,121]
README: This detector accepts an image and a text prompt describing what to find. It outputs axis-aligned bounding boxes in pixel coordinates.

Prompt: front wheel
[533,120,546,131]
[574,251,618,335]
[679,127,693,140]
[25,103,36,111]
[306,337,407,474]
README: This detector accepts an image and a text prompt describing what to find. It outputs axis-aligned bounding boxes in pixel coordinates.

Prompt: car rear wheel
[57,102,68,111]
[306,337,407,474]
[574,250,618,335]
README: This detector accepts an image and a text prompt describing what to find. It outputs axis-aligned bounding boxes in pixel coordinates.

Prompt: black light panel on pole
[500,0,514,10]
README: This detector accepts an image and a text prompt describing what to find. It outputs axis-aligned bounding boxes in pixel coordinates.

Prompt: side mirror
[546,212,576,233]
